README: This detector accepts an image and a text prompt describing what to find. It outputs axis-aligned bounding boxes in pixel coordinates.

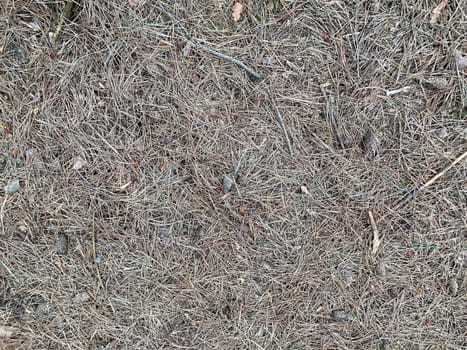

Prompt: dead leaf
[128,0,139,7]
[454,50,467,70]
[232,2,244,22]
[430,0,448,24]
[0,325,18,338]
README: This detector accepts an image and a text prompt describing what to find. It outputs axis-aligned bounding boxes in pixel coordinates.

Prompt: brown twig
[202,47,263,81]
[392,150,467,212]
[262,82,294,154]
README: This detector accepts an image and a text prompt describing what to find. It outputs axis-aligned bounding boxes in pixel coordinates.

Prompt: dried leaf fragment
[232,2,244,22]
[266,1,274,11]
[0,325,18,338]
[238,206,246,217]
[369,211,381,255]
[430,0,448,24]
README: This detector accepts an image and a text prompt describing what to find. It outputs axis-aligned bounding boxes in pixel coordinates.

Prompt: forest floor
[0,1,466,349]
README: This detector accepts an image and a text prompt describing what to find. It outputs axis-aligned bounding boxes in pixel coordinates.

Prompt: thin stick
[0,259,19,283]
[202,46,263,81]
[154,5,262,81]
[53,1,76,43]
[392,150,467,211]
[263,82,294,154]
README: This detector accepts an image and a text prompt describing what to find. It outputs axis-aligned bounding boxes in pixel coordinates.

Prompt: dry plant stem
[0,259,19,283]
[53,1,76,43]
[392,150,467,212]
[202,46,263,81]
[262,82,294,154]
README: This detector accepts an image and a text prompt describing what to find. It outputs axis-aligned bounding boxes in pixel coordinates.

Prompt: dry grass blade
[53,1,76,43]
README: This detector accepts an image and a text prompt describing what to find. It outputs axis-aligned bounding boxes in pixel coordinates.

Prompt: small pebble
[376,262,386,277]
[56,233,68,255]
[35,302,52,315]
[330,309,349,322]
[72,155,87,170]
[72,291,90,304]
[4,179,21,194]
[95,253,104,264]
[25,148,35,160]
[436,127,449,139]
[223,175,234,192]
